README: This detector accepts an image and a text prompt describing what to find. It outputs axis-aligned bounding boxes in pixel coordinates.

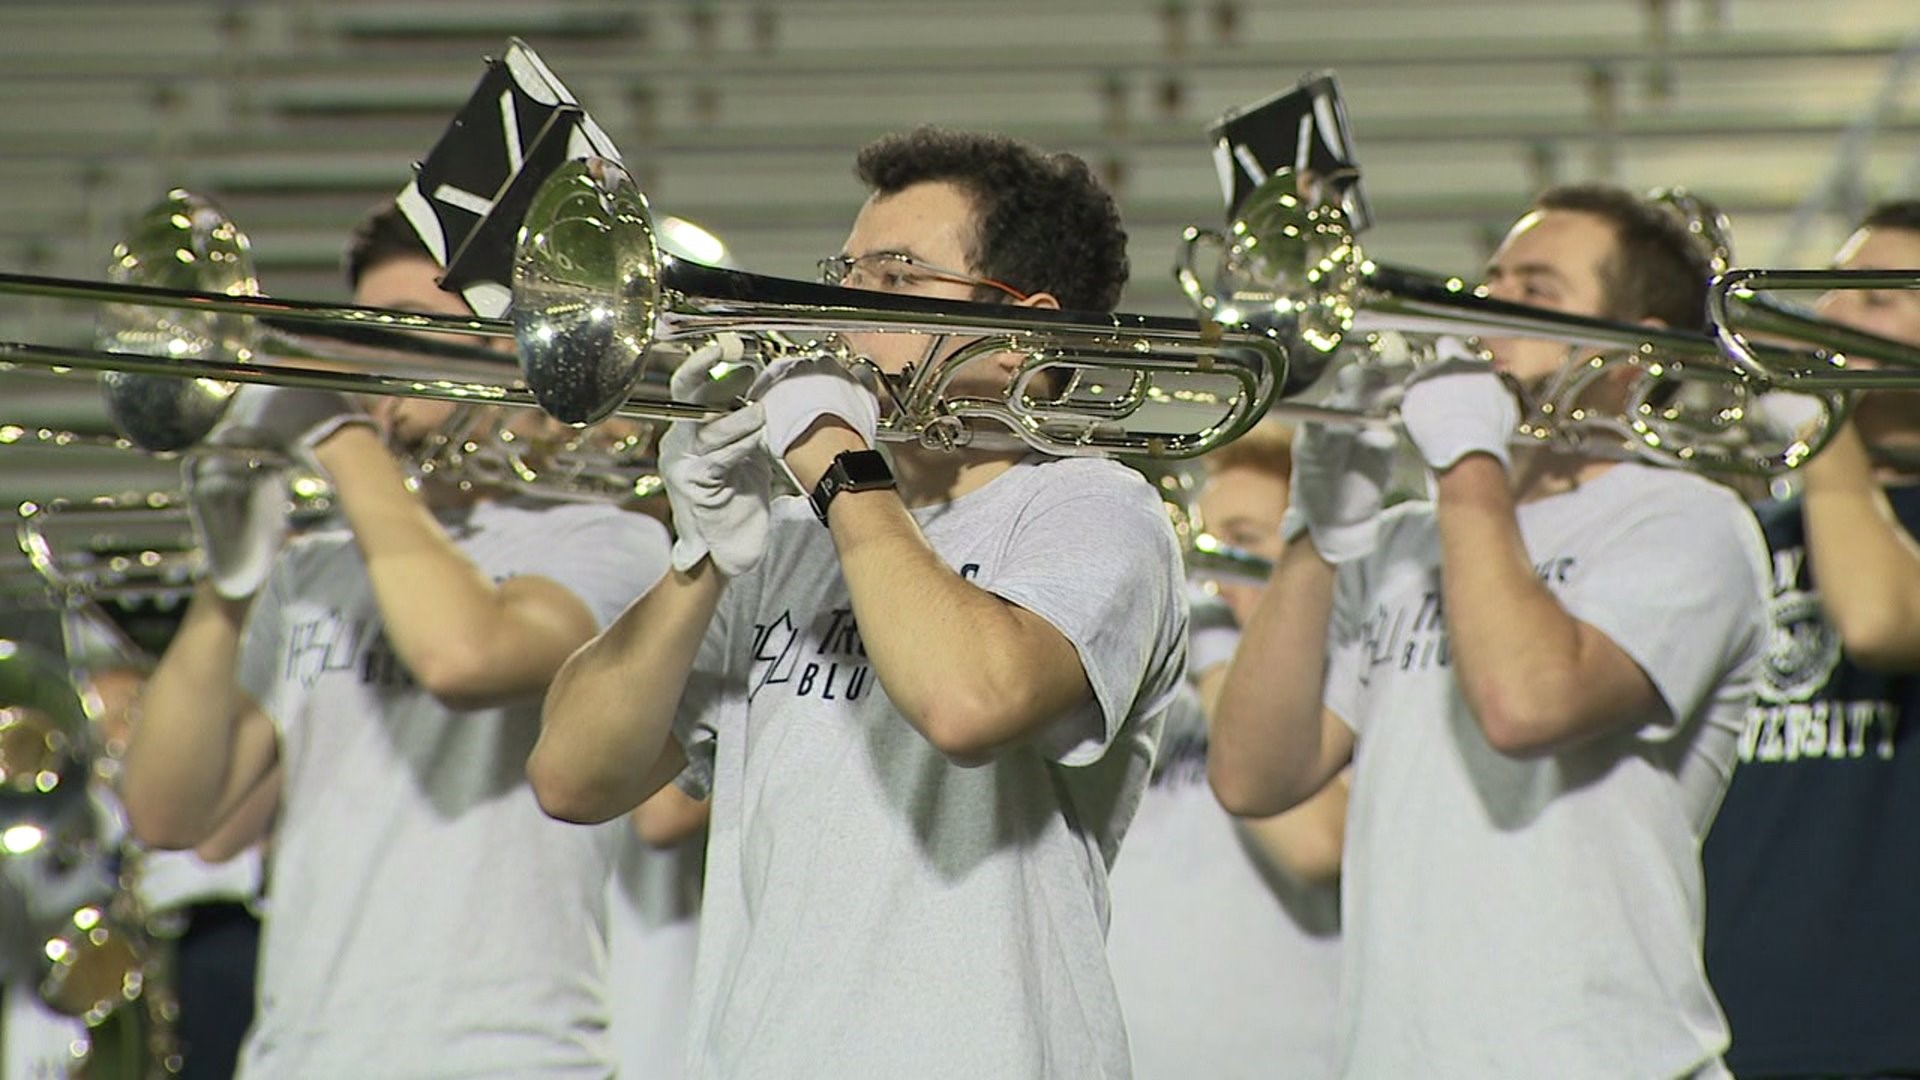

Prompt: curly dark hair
[1861,199,1920,234]
[343,202,434,289]
[854,127,1130,313]
[1532,183,1713,331]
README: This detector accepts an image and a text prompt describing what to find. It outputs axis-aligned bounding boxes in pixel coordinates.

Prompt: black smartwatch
[809,449,896,524]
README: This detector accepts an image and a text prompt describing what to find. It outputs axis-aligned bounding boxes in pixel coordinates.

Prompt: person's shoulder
[1607,465,1769,569]
[1607,463,1753,519]
[1026,455,1161,504]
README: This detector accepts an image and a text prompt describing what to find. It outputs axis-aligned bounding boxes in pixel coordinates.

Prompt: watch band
[809,449,895,524]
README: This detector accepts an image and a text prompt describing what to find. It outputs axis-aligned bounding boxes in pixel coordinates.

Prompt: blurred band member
[92,657,263,1080]
[1704,200,1920,1079]
[119,204,669,1077]
[1106,421,1345,1080]
[1211,185,1768,1076]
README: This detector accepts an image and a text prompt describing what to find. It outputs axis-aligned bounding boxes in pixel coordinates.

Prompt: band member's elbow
[1476,700,1574,758]
[915,694,1024,766]
[1208,756,1297,820]
[122,798,208,852]
[526,749,621,826]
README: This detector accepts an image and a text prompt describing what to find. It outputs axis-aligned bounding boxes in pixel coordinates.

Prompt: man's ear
[991,291,1063,382]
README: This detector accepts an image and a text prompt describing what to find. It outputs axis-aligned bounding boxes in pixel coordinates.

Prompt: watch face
[837,450,894,488]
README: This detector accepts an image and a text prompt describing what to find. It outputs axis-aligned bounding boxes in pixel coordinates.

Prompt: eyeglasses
[817,251,1030,302]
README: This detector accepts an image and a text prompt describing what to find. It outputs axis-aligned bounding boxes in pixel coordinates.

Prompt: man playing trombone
[1703,199,1920,1078]
[530,127,1189,1077]
[118,204,671,1077]
[1209,184,1770,1076]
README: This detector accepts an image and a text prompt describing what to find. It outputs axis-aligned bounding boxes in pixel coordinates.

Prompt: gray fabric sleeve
[1555,490,1766,736]
[516,507,672,630]
[984,491,1187,767]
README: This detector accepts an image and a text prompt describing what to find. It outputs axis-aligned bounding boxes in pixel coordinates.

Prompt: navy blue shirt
[1703,485,1920,1077]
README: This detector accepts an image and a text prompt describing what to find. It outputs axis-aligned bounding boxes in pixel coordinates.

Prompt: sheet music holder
[393,38,624,318]
[1208,71,1372,231]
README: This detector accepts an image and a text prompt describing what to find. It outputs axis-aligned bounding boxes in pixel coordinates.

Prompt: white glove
[184,445,289,600]
[751,354,881,460]
[661,349,773,577]
[215,385,374,474]
[1279,362,1402,564]
[1755,390,1827,439]
[1398,339,1521,473]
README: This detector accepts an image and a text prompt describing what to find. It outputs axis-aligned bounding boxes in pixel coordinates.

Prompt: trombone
[0,160,1285,462]
[1172,169,1907,473]
[1709,268,1920,388]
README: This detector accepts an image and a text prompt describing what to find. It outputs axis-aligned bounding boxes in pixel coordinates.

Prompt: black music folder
[1208,71,1372,231]
[393,39,623,318]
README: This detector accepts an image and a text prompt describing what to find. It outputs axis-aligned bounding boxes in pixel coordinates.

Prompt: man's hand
[1755,389,1829,441]
[216,385,373,474]
[753,354,881,460]
[1398,341,1522,474]
[1280,364,1402,564]
[661,350,773,577]
[184,452,287,600]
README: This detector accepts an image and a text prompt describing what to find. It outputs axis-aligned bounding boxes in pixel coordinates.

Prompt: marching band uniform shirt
[1105,618,1342,1080]
[1324,463,1768,1079]
[1703,485,1920,1077]
[234,497,670,1079]
[673,455,1187,1079]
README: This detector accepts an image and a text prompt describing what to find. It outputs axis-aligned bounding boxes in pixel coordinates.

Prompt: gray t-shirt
[1325,463,1767,1078]
[235,497,670,1079]
[1106,667,1342,1080]
[675,455,1187,1079]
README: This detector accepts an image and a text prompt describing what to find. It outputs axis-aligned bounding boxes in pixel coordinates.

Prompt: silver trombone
[1172,169,1896,474]
[512,157,1281,458]
[0,163,1285,462]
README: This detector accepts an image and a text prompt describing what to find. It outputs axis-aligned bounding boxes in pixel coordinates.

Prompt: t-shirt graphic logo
[1357,589,1449,685]
[1758,545,1843,704]
[750,612,804,697]
[284,612,413,692]
[750,608,875,703]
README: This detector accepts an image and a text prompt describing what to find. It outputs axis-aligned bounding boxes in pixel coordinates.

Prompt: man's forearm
[530,564,721,822]
[826,486,1088,758]
[784,423,1091,758]
[314,428,591,704]
[1236,773,1348,886]
[1210,538,1341,814]
[121,582,255,846]
[1434,458,1645,752]
[1801,423,1920,668]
